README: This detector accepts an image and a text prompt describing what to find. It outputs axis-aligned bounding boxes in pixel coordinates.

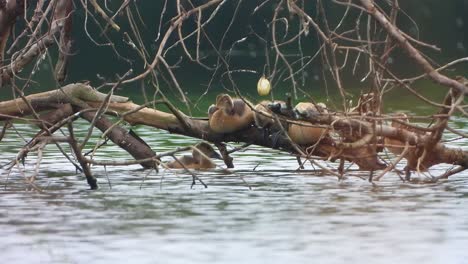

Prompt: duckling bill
[208,94,254,133]
[166,142,222,169]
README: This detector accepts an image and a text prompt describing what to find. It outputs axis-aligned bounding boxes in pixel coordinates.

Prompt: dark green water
[1,119,468,263]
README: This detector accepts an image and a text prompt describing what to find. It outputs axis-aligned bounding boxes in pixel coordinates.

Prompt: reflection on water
[1,123,468,264]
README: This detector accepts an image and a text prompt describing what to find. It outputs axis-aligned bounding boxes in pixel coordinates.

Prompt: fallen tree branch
[2,83,467,176]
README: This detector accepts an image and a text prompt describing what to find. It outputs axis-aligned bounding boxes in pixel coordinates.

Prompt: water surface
[1,122,468,264]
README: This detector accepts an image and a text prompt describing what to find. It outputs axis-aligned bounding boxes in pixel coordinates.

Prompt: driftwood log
[1,82,468,188]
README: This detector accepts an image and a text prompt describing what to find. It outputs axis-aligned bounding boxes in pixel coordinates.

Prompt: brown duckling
[384,113,410,157]
[208,94,254,133]
[166,142,222,169]
[384,113,434,177]
[288,102,328,145]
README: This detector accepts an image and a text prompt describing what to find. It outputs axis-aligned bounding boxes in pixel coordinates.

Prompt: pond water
[1,120,468,264]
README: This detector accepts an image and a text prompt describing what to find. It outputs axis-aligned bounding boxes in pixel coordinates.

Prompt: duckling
[288,102,328,145]
[253,100,289,130]
[208,94,254,133]
[384,113,410,156]
[384,113,432,178]
[166,142,222,169]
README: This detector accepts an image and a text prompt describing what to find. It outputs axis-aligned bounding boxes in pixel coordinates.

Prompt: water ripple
[1,123,468,263]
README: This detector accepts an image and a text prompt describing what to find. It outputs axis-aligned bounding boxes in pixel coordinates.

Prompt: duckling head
[254,100,290,129]
[216,94,234,114]
[267,101,286,113]
[192,142,222,161]
[208,104,218,118]
[293,102,326,121]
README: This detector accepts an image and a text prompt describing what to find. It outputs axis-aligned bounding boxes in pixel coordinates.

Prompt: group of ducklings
[167,94,329,169]
[208,94,329,144]
[166,93,421,170]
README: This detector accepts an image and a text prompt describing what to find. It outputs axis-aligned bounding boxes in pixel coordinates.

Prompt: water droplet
[456,42,465,52]
[387,57,394,64]
[456,17,464,28]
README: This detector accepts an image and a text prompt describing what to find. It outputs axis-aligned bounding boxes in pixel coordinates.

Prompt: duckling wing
[254,103,271,128]
[232,99,247,116]
[288,122,327,145]
[166,155,196,169]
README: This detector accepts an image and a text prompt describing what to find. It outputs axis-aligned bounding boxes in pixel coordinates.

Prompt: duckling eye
[293,109,305,119]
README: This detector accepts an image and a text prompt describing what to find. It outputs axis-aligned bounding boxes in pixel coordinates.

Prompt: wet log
[0,84,158,175]
[1,83,468,178]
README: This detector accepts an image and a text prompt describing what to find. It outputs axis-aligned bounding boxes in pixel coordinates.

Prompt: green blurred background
[7,0,468,115]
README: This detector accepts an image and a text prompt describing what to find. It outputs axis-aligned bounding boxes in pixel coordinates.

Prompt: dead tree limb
[358,0,468,94]
[2,83,467,176]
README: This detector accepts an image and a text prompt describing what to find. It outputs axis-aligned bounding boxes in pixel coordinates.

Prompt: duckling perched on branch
[253,100,291,144]
[288,102,329,145]
[208,94,254,133]
[384,113,435,178]
[166,142,222,169]
[384,113,411,158]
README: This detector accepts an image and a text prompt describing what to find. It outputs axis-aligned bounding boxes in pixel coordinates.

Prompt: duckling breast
[166,156,196,169]
[165,155,216,169]
[288,122,327,145]
[209,99,254,133]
